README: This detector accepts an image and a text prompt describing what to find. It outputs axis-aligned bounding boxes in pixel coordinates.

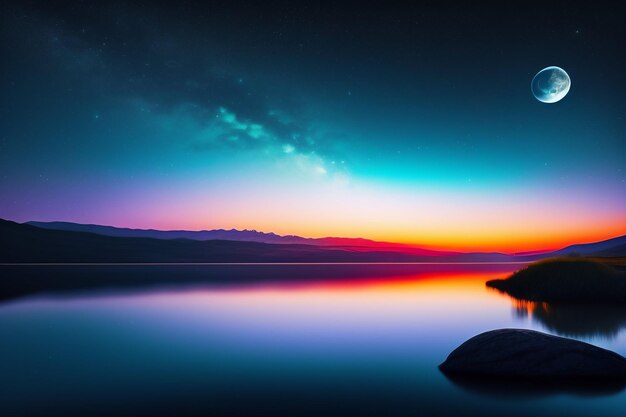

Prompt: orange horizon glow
[12,170,625,254]
[80,216,624,254]
[98,175,625,254]
[32,216,623,254]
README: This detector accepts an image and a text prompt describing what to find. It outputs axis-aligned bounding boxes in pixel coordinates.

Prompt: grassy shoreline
[487,257,626,303]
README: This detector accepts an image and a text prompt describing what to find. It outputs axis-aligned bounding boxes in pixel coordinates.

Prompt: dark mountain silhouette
[24,220,626,258]
[550,235,626,257]
[27,221,319,244]
[25,221,462,256]
[2,219,520,263]
[594,244,626,257]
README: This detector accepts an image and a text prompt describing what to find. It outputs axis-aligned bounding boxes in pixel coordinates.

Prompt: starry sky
[1,1,625,252]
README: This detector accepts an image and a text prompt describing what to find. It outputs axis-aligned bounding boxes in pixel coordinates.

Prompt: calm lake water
[1,264,626,416]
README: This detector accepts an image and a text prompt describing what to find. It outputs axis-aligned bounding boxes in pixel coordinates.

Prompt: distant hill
[25,220,626,258]
[27,221,318,244]
[550,235,626,257]
[6,219,624,262]
[596,244,626,258]
[3,219,519,263]
[26,220,460,256]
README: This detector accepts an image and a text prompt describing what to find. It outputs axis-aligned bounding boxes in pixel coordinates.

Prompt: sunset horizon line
[9,217,625,255]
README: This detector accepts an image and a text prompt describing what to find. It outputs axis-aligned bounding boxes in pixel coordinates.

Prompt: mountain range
[26,221,455,256]
[0,219,623,263]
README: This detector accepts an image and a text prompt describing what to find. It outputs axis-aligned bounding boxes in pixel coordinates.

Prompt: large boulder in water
[439,329,626,378]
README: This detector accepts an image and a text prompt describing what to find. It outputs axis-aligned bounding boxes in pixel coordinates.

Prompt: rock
[439,329,626,379]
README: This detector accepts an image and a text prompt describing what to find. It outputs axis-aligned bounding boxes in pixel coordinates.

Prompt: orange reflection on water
[120,265,526,331]
[511,299,551,319]
[146,268,519,317]
[92,265,527,346]
[272,270,513,294]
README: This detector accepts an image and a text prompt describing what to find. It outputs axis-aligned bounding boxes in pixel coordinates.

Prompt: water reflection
[0,263,520,303]
[444,373,626,398]
[1,264,626,416]
[512,299,626,339]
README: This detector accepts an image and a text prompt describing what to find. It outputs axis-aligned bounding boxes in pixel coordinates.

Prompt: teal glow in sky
[1,2,625,251]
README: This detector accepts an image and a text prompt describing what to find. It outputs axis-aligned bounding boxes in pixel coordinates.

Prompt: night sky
[2,1,625,252]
